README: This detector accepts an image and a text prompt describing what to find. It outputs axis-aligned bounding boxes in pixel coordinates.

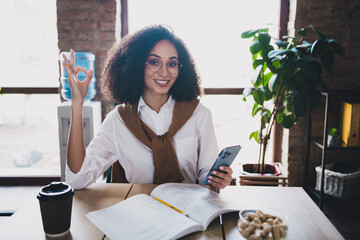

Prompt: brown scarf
[117,98,199,184]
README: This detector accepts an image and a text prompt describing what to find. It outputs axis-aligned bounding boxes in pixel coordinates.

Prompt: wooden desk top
[0,184,344,240]
[220,186,344,240]
[0,183,132,240]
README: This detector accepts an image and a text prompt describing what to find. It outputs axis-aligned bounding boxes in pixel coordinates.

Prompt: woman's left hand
[208,166,233,189]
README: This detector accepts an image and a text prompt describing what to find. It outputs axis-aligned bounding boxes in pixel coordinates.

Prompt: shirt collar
[137,96,174,113]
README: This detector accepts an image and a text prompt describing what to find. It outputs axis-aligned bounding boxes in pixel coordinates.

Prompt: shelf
[305,185,360,202]
[305,89,360,210]
[311,137,360,151]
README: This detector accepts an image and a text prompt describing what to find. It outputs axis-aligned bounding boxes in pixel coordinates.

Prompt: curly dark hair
[100,25,202,105]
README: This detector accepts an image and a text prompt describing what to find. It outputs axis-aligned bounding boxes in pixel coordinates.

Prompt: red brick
[99,12,116,22]
[58,21,71,31]
[94,31,115,41]
[57,30,72,40]
[100,21,115,31]
[71,0,101,11]
[69,11,89,21]
[74,21,93,31]
[73,31,89,40]
[102,1,117,12]
[88,12,102,21]
[288,118,307,138]
[95,50,108,58]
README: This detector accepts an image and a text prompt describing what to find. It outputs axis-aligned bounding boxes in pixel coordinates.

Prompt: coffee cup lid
[37,182,74,201]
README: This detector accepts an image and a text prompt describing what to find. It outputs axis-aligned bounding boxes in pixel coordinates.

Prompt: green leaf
[268,74,278,92]
[311,40,329,57]
[252,104,262,117]
[258,32,271,48]
[310,25,326,40]
[261,45,274,59]
[286,102,293,112]
[281,58,296,83]
[305,60,323,82]
[263,87,273,101]
[329,128,338,136]
[261,109,271,117]
[252,60,263,70]
[277,112,284,123]
[252,65,263,87]
[252,89,265,105]
[296,42,312,49]
[263,72,273,88]
[297,27,308,37]
[321,50,335,72]
[283,115,295,128]
[329,42,345,56]
[282,36,300,41]
[241,29,259,39]
[250,40,261,54]
[293,71,306,91]
[268,49,288,59]
[242,87,252,99]
[261,114,270,126]
[249,131,259,143]
[274,40,288,48]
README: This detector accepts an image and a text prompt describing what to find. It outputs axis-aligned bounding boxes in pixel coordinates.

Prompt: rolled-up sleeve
[66,111,119,190]
[196,106,219,184]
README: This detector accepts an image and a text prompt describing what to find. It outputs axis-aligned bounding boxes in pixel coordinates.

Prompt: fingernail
[212,171,217,175]
[220,166,224,170]
[208,180,211,183]
[209,176,213,180]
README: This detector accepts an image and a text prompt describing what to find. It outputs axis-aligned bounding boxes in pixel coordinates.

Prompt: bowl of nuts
[237,208,288,240]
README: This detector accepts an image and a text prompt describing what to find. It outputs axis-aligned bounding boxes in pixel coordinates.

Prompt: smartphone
[203,145,241,185]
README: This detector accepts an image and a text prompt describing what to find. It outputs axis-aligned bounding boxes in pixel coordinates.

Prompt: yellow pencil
[153,196,188,217]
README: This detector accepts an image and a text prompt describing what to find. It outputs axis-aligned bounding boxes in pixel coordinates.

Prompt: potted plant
[327,128,340,147]
[241,25,345,176]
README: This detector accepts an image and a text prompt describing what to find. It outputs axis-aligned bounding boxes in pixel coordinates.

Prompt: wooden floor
[0,186,359,239]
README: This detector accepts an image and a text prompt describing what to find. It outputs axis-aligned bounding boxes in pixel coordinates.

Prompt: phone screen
[203,145,241,185]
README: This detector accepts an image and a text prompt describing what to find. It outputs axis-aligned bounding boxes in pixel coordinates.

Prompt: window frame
[0,0,288,185]
[0,88,61,185]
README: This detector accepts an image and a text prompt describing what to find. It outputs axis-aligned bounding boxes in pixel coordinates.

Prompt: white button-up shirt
[66,96,219,189]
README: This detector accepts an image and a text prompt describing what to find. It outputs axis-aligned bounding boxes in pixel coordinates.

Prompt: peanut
[239,210,287,240]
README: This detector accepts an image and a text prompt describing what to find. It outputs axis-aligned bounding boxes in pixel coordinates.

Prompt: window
[128,0,280,88]
[0,0,60,181]
[128,0,281,174]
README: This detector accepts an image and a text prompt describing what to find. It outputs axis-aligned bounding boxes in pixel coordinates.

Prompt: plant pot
[241,163,282,176]
[239,163,288,186]
[327,135,340,147]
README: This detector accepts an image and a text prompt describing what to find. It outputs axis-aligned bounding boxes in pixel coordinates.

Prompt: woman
[62,25,233,190]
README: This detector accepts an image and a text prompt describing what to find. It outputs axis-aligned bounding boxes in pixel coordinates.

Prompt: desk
[0,184,343,240]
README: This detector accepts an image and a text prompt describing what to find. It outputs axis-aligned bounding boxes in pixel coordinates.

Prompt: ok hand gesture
[62,49,93,105]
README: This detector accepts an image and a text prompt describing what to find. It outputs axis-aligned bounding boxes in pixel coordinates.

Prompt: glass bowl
[237,208,288,239]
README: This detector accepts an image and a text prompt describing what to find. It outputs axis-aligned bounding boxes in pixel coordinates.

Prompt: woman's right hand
[62,49,93,105]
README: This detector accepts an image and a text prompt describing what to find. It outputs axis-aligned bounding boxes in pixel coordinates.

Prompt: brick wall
[57,0,119,108]
[287,0,360,186]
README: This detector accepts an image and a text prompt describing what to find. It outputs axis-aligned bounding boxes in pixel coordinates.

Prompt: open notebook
[86,183,241,240]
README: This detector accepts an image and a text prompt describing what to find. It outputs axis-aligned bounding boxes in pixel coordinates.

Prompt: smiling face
[143,39,179,102]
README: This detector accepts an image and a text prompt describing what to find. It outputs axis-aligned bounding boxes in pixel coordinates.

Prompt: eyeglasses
[145,58,182,74]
